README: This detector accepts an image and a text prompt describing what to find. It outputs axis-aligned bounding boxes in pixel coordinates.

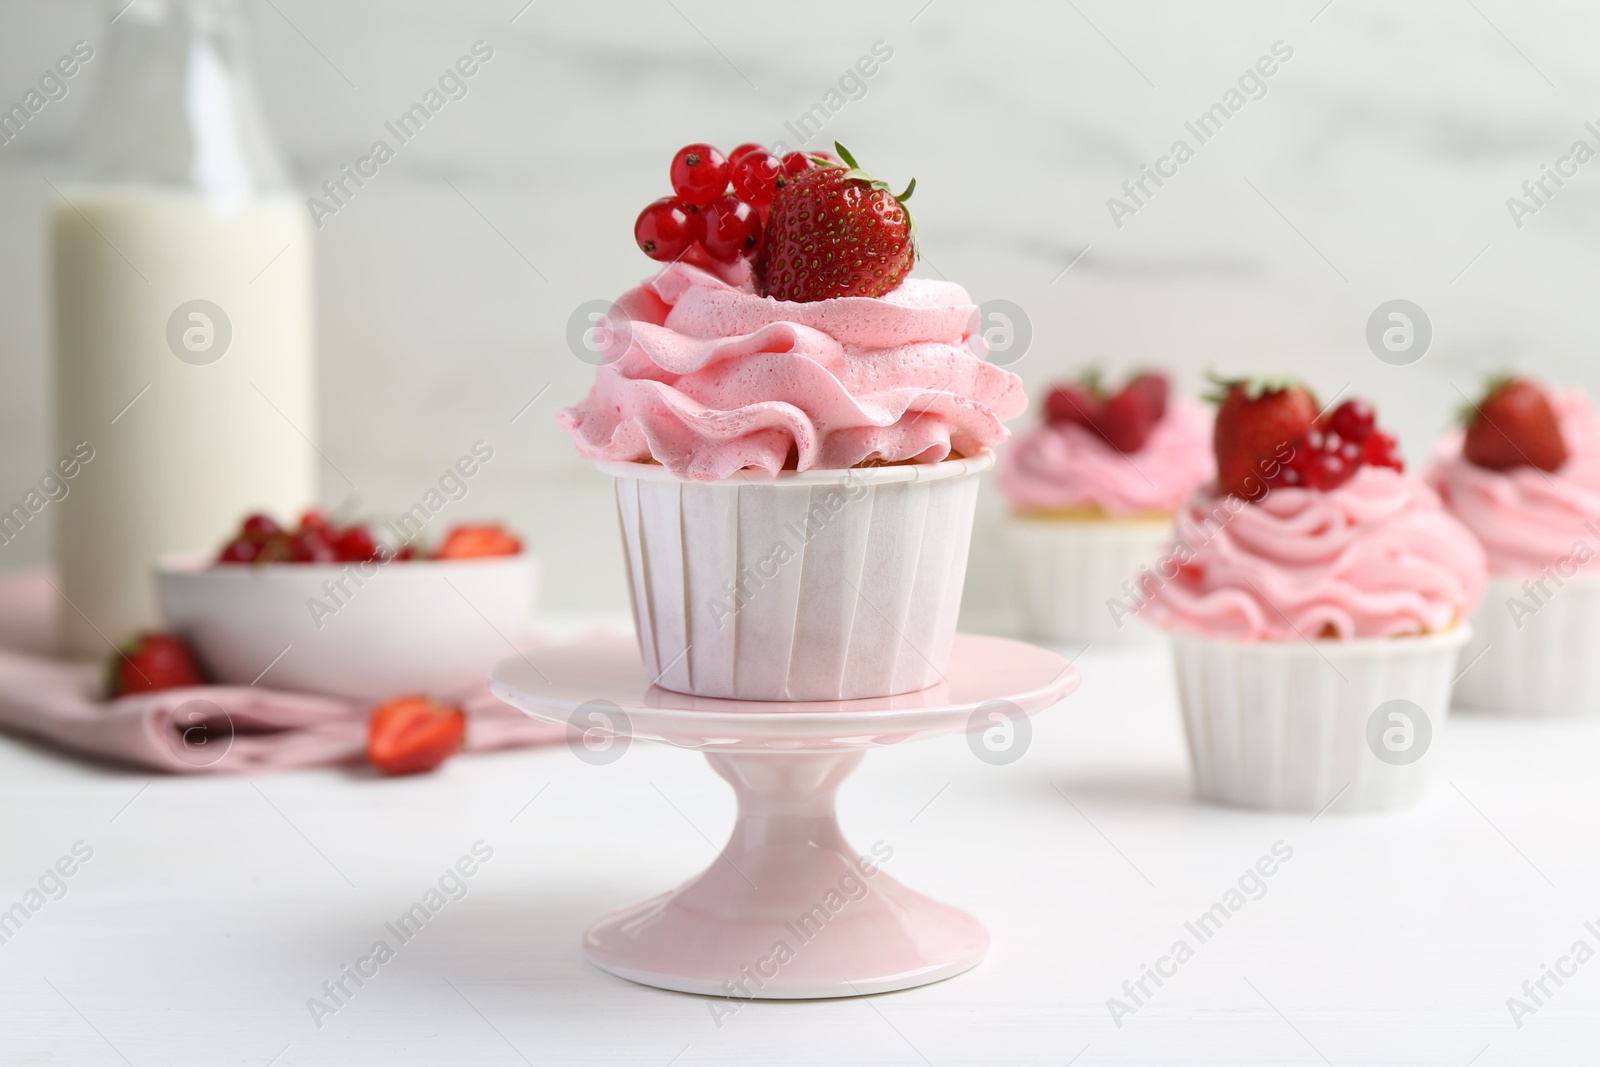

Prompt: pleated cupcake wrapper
[1169,626,1470,813]
[1004,515,1175,645]
[1454,575,1600,717]
[603,455,990,701]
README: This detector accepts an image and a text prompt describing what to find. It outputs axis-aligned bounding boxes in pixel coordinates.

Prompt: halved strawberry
[109,632,204,698]
[367,695,466,776]
[1462,376,1567,472]
[758,142,916,302]
[1208,375,1319,500]
[434,523,522,560]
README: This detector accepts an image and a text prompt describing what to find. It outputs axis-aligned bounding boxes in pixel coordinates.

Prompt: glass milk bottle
[53,0,315,656]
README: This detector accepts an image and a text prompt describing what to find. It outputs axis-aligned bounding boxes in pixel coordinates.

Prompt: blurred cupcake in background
[997,370,1212,644]
[1429,376,1600,717]
[1142,378,1486,813]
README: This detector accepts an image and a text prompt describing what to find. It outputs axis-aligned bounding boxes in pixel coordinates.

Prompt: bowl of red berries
[155,511,535,702]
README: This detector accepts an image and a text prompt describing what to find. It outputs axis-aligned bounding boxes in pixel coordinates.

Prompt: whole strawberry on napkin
[0,570,566,774]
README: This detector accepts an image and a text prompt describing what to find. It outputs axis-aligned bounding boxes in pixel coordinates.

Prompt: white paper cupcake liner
[1453,575,1600,717]
[602,454,990,701]
[1004,515,1174,645]
[1169,626,1470,813]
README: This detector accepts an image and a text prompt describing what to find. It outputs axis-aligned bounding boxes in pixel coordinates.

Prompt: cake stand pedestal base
[583,750,987,998]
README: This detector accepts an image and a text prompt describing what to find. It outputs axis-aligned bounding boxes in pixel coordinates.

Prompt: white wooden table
[2,621,1597,1065]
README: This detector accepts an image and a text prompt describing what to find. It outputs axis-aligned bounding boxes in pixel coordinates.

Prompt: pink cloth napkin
[0,568,567,773]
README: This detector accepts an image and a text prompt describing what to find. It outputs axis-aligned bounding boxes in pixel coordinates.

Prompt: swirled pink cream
[998,399,1214,516]
[559,263,1027,480]
[1143,466,1486,641]
[1428,390,1600,576]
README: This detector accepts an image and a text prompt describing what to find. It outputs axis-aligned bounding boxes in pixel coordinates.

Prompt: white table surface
[4,616,1599,1066]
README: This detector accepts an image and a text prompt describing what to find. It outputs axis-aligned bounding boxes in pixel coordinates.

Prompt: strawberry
[1208,375,1319,500]
[1100,372,1169,453]
[109,632,204,698]
[758,142,916,302]
[434,523,522,560]
[1044,380,1103,428]
[1043,370,1169,453]
[367,695,466,775]
[1462,376,1567,472]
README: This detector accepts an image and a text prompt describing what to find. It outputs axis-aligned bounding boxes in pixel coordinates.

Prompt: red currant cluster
[1265,399,1404,492]
[633,142,834,264]
[216,511,404,564]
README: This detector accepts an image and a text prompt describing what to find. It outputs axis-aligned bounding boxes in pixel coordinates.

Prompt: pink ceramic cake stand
[489,632,1078,999]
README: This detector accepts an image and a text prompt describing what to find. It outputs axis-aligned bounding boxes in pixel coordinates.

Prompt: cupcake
[1138,378,1486,812]
[561,142,1025,701]
[1429,377,1600,717]
[997,371,1213,644]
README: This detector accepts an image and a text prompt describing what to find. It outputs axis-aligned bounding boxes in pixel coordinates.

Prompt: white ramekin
[1004,514,1174,645]
[1169,626,1471,813]
[1453,575,1600,717]
[602,453,991,701]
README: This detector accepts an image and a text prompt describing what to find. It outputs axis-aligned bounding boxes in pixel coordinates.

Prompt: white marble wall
[2,0,1597,617]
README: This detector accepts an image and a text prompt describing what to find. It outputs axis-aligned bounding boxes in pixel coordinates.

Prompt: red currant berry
[217,538,259,564]
[1325,399,1375,444]
[727,142,766,170]
[668,143,729,205]
[297,509,328,532]
[1318,449,1356,490]
[1361,431,1404,471]
[701,196,762,261]
[1267,434,1316,489]
[333,525,379,563]
[288,530,336,563]
[634,197,701,261]
[1271,423,1375,492]
[240,513,280,543]
[730,151,785,207]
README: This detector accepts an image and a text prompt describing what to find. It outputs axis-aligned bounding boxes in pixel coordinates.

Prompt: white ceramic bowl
[155,552,538,702]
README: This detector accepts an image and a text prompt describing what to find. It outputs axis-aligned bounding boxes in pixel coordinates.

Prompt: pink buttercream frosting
[559,263,1027,481]
[1143,466,1486,641]
[997,398,1214,516]
[1428,390,1600,576]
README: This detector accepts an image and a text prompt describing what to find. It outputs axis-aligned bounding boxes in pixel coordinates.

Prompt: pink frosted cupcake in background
[562,141,1025,701]
[1429,377,1600,717]
[997,370,1213,644]
[1140,378,1486,812]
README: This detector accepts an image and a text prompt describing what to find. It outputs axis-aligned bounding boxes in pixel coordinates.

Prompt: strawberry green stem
[831,140,919,258]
